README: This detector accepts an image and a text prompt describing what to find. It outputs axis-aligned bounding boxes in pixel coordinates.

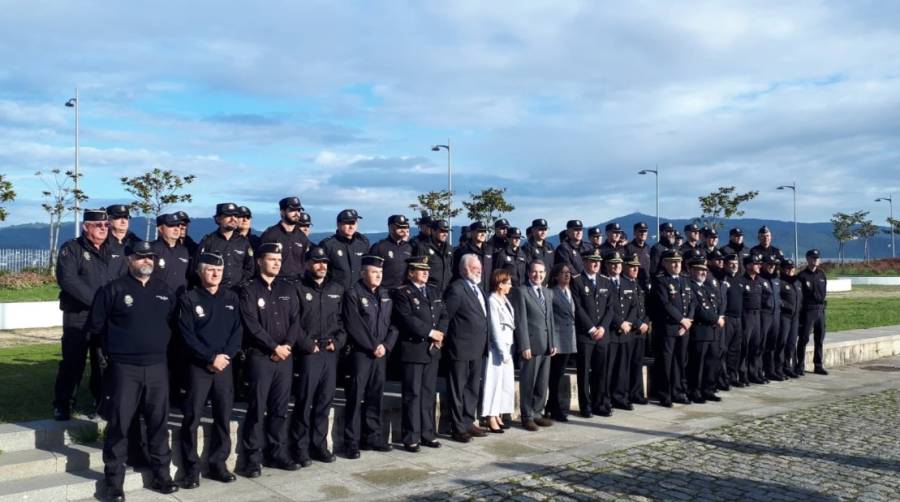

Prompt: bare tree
[37,169,88,274]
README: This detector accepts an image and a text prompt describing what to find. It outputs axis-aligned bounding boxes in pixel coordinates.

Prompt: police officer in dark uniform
[719,254,745,389]
[290,246,345,466]
[490,218,510,251]
[797,249,828,376]
[555,219,589,277]
[721,228,751,274]
[622,252,650,405]
[174,211,198,256]
[370,215,414,289]
[178,252,242,488]
[239,243,302,476]
[53,209,127,420]
[686,258,722,403]
[260,197,311,281]
[151,214,191,295]
[761,255,782,381]
[651,250,695,407]
[604,251,638,411]
[195,203,254,290]
[779,259,802,378]
[523,218,555,270]
[750,226,784,262]
[342,256,398,458]
[414,214,432,246]
[649,222,676,275]
[625,222,652,291]
[588,227,603,250]
[741,254,765,386]
[452,221,493,292]
[319,209,370,290]
[237,205,261,251]
[493,226,527,287]
[105,204,140,255]
[702,228,721,259]
[599,223,624,254]
[570,248,613,417]
[391,256,448,452]
[89,241,177,499]
[298,211,313,238]
[412,219,454,294]
[680,223,702,253]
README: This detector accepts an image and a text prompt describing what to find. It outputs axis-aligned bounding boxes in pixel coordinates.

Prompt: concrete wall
[839,276,900,286]
[0,301,61,329]
[826,278,852,292]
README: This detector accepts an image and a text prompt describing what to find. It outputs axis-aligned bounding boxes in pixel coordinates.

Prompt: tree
[830,211,866,264]
[121,169,196,240]
[37,169,88,274]
[697,186,759,231]
[855,212,879,261]
[409,190,462,224]
[0,174,16,221]
[462,187,515,236]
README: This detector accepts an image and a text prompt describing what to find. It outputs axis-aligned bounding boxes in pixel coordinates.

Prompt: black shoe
[244,463,261,478]
[595,409,612,417]
[311,449,336,463]
[579,410,593,418]
[182,471,200,489]
[421,438,442,448]
[297,457,312,468]
[206,466,237,483]
[749,377,765,385]
[794,368,805,376]
[53,406,71,421]
[704,394,722,402]
[632,396,649,405]
[814,367,828,375]
[107,486,126,502]
[151,477,179,495]
[549,413,570,422]
[451,432,472,443]
[499,421,511,430]
[501,413,513,426]
[404,443,420,453]
[770,374,786,381]
[344,448,361,459]
[268,458,302,471]
[690,394,706,404]
[612,402,634,411]
[673,395,691,405]
[783,369,798,378]
[362,442,393,452]
[658,400,673,408]
[717,383,731,392]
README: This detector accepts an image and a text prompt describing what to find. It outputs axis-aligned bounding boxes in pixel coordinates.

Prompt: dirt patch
[0,327,62,348]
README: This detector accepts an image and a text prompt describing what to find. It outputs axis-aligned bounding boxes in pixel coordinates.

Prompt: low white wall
[0,301,62,329]
[827,279,852,293]
[839,276,900,286]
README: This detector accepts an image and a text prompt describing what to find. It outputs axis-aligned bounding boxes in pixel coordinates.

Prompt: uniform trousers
[575,340,609,413]
[180,364,234,473]
[102,362,171,489]
[54,311,102,409]
[242,351,292,465]
[343,351,387,448]
[722,316,742,385]
[629,334,648,402]
[608,339,634,407]
[740,311,760,384]
[756,312,774,380]
[798,307,826,370]
[400,356,440,445]
[290,350,337,459]
[688,336,719,397]
[764,312,785,378]
[653,324,689,403]
[781,315,800,374]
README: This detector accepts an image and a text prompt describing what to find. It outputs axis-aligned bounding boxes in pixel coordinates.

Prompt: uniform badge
[83,251,91,261]
[258,298,266,309]
[785,285,791,290]
[412,298,420,305]
[61,248,68,257]
[745,285,751,291]
[584,286,590,293]
[158,258,166,269]
[361,297,369,307]
[305,292,313,301]
[388,250,394,258]
[763,282,768,289]
[123,294,133,307]
[668,284,676,293]
[337,249,344,257]
[248,248,254,257]
[806,281,811,288]
[429,248,435,255]
[195,305,205,318]
[506,255,512,262]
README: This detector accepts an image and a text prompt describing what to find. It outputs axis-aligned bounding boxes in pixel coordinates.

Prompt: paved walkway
[80,354,900,502]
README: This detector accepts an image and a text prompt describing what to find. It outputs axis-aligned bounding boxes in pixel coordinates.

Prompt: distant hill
[0,212,893,260]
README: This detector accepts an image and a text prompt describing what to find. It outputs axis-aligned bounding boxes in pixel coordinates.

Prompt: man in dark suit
[512,260,557,431]
[603,251,638,411]
[652,250,696,407]
[443,253,490,442]
[391,256,449,452]
[571,248,614,417]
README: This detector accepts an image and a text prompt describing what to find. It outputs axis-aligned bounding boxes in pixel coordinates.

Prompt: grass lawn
[0,343,92,423]
[826,286,900,331]
[0,283,60,302]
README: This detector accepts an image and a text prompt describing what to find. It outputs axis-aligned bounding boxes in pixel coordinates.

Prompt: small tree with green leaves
[121,169,196,240]
[38,169,88,274]
[462,187,515,236]
[0,174,16,222]
[855,212,879,261]
[697,186,759,231]
[409,190,462,224]
[831,211,865,264]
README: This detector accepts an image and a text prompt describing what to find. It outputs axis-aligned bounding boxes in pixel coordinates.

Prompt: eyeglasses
[86,223,109,229]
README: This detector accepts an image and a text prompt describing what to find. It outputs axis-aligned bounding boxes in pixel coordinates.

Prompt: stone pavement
[76,355,900,502]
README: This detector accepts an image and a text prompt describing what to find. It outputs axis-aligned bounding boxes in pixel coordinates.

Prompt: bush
[0,271,56,290]
[821,258,900,277]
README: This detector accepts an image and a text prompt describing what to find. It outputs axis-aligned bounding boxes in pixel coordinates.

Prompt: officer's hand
[312,344,320,354]
[429,330,444,343]
[550,347,558,356]
[274,345,292,360]
[717,317,725,328]
[326,341,336,352]
[639,323,649,334]
[374,344,386,358]
[521,349,533,360]
[592,326,605,340]
[621,321,632,333]
[212,354,230,371]
[680,319,693,330]
[677,327,686,337]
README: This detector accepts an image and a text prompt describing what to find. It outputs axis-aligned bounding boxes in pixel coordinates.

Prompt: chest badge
[429,248,435,255]
[584,286,590,293]
[258,298,266,309]
[745,285,751,291]
[158,258,166,269]
[388,250,394,258]
[337,249,344,257]
[412,297,420,305]
[83,251,91,261]
[806,281,811,288]
[248,248,254,257]
[305,292,313,301]
[123,294,133,307]
[361,297,369,307]
[195,305,205,318]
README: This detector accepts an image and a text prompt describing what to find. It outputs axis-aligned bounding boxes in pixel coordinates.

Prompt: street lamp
[875,195,895,258]
[638,167,659,242]
[65,88,80,238]
[431,140,452,243]
[777,183,799,262]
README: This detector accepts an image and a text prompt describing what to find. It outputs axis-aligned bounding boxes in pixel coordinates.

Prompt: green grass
[0,343,92,423]
[0,283,60,302]
[826,296,900,332]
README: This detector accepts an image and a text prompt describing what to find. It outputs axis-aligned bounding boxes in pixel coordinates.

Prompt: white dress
[482,293,516,416]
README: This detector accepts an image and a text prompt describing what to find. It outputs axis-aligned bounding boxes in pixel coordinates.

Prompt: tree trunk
[145,217,152,241]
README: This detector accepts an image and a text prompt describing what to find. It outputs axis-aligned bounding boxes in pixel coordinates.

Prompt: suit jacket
[443,278,490,361]
[571,273,614,345]
[606,276,638,344]
[488,293,515,360]
[391,281,449,363]
[512,283,556,355]
[550,285,577,354]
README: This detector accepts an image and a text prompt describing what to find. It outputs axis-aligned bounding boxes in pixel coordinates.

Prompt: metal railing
[0,249,51,272]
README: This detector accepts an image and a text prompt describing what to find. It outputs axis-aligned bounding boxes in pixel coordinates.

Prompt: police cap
[215,203,241,217]
[361,255,384,268]
[431,219,450,231]
[106,204,130,219]
[337,209,361,223]
[388,215,410,228]
[126,240,156,257]
[758,225,771,234]
[198,252,224,267]
[279,197,303,211]
[306,246,329,262]
[690,259,708,270]
[174,210,191,223]
[237,206,252,218]
[417,214,433,226]
[659,222,675,232]
[405,255,431,270]
[83,209,108,222]
[781,258,795,269]
[661,249,682,262]
[633,221,649,231]
[531,218,549,230]
[744,254,763,265]
[156,213,180,227]
[724,253,739,262]
[494,218,510,229]
[298,212,312,225]
[469,221,488,232]
[257,242,283,256]
[684,223,700,232]
[762,254,779,265]
[708,249,725,260]
[604,251,624,264]
[581,248,603,261]
[566,219,583,230]
[623,252,642,267]
[704,227,719,238]
[605,222,622,233]
[508,227,522,239]
[729,227,744,237]
[806,249,821,259]
[588,227,602,237]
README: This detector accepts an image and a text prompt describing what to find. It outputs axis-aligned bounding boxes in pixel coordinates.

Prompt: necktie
[537,287,546,311]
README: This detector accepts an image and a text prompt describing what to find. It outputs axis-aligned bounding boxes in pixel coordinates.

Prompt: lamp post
[431,140,452,243]
[875,195,895,258]
[638,167,659,242]
[65,88,80,238]
[777,183,799,262]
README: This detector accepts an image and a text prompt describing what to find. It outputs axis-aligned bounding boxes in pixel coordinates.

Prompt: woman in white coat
[482,269,516,432]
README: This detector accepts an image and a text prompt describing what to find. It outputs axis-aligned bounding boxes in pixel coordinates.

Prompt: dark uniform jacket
[319,232,370,290]
[691,280,720,341]
[571,273,614,345]
[87,275,175,366]
[369,238,413,289]
[705,274,728,318]
[391,281,449,363]
[443,278,490,361]
[649,239,675,276]
[150,238,190,296]
[105,231,140,256]
[720,271,746,318]
[411,236,454,294]
[721,241,751,273]
[606,276,638,343]
[523,238,555,270]
[259,222,311,280]
[741,273,764,312]
[779,276,802,319]
[623,276,649,326]
[57,236,127,313]
[493,245,527,287]
[177,286,242,366]
[625,239,652,288]
[452,240,493,292]
[749,244,784,262]
[797,268,826,309]
[239,276,302,355]
[342,280,398,354]
[554,231,589,276]
[295,275,346,354]
[652,274,696,328]
[196,230,254,289]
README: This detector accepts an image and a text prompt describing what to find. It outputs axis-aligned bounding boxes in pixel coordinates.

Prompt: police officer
[604,251,638,411]
[493,226,527,287]
[452,221,493,292]
[260,197,311,281]
[719,254,745,389]
[237,205,261,250]
[239,243,302,476]
[370,214,414,289]
[53,209,127,420]
[797,249,828,376]
[779,259,802,378]
[391,256,448,452]
[649,222,676,275]
[721,228,751,273]
[625,222,652,291]
[174,210,198,256]
[588,226,603,250]
[106,204,140,255]
[651,250,695,407]
[290,246,345,466]
[298,212,313,237]
[555,219,589,276]
[88,241,177,499]
[570,248,613,417]
[342,256,398,458]
[523,218,555,270]
[319,209,370,290]
[750,226,784,262]
[412,219,454,294]
[151,214,191,295]
[702,228,721,259]
[178,252,242,488]
[680,223,702,252]
[414,214,432,246]
[741,254,765,386]
[761,255,782,381]
[490,218,511,251]
[622,252,650,405]
[686,258,722,403]
[600,223,624,254]
[195,203,254,290]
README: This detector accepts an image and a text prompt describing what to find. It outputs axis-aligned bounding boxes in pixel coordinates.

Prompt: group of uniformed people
[51,200,829,502]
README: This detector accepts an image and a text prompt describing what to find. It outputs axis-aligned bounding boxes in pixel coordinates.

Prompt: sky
[1,0,899,233]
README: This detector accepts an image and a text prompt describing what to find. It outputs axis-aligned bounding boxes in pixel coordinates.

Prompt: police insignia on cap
[124,294,133,306]
[158,258,166,269]
[195,305,205,318]
[258,298,266,308]
[337,249,343,257]
[305,292,313,301]
[83,251,91,261]
[361,298,369,307]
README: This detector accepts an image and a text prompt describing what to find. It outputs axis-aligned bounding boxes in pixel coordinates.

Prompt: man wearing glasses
[260,196,311,281]
[53,209,127,421]
[195,203,255,290]
[105,204,139,256]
